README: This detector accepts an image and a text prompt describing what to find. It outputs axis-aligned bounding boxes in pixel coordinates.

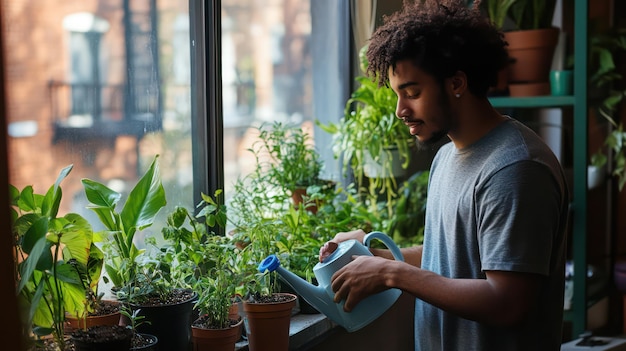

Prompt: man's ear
[449,71,468,97]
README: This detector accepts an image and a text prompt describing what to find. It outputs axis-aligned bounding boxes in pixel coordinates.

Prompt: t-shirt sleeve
[476,160,563,276]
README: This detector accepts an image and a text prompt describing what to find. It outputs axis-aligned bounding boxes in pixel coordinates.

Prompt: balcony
[49,80,162,142]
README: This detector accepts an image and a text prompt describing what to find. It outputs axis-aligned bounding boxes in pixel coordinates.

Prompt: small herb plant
[256,121,325,193]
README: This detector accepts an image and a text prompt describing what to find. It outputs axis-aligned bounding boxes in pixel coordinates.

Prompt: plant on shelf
[11,165,93,351]
[501,0,559,96]
[588,26,626,191]
[508,0,556,31]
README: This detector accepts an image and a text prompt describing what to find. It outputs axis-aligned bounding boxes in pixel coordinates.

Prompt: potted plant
[317,45,415,219]
[11,165,93,350]
[503,0,559,96]
[190,235,243,351]
[82,154,197,351]
[158,189,245,350]
[65,242,122,331]
[119,307,159,351]
[225,172,297,351]
[255,121,331,213]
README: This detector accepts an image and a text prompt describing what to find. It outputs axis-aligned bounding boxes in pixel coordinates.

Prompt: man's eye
[406,91,419,99]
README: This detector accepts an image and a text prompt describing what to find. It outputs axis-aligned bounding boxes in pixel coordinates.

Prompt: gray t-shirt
[415,117,569,351]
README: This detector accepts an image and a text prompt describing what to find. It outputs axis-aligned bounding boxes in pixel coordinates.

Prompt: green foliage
[508,0,556,30]
[11,165,94,350]
[256,121,324,191]
[159,190,242,329]
[482,0,518,29]
[588,27,626,191]
[82,155,167,290]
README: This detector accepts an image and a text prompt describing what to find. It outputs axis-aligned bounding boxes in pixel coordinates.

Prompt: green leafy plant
[317,45,414,219]
[192,235,241,329]
[508,0,557,30]
[11,165,93,350]
[588,27,626,191]
[82,155,167,292]
[256,121,325,192]
[482,0,518,29]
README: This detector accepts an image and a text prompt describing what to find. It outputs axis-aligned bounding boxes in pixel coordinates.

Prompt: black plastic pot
[129,290,197,351]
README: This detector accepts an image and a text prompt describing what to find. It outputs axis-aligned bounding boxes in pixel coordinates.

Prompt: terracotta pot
[504,27,560,84]
[243,293,297,351]
[508,82,551,97]
[66,311,122,331]
[191,318,243,351]
[291,187,318,214]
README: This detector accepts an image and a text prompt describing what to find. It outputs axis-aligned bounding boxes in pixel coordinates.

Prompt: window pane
[222,0,317,195]
[5,0,193,240]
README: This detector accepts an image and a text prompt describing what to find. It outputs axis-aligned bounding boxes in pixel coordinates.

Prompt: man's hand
[330,255,394,311]
[318,229,367,262]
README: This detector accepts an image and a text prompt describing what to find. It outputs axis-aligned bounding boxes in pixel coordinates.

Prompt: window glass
[4,0,193,238]
[221,0,314,195]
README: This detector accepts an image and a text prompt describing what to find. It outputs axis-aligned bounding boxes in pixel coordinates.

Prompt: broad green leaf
[17,186,37,213]
[9,184,19,205]
[41,164,73,218]
[17,236,50,293]
[82,178,122,209]
[59,214,93,265]
[21,216,49,254]
[120,155,167,234]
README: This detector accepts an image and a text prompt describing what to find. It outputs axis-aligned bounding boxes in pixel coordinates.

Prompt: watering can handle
[364,231,404,262]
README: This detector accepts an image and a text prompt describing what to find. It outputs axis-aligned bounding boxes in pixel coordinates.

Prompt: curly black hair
[366,0,508,97]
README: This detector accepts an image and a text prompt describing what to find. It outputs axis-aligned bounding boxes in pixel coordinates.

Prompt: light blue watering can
[258,231,404,332]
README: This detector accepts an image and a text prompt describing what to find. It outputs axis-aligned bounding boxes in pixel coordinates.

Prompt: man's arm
[331,256,541,327]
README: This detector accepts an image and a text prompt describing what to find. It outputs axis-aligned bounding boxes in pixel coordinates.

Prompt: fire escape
[50,0,162,143]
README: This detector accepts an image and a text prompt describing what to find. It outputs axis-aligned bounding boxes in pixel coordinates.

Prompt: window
[5,0,350,236]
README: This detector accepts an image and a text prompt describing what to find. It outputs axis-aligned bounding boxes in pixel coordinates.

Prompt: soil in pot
[70,325,133,351]
[131,333,158,351]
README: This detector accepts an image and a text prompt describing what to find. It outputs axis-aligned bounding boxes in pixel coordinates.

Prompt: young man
[319,1,569,350]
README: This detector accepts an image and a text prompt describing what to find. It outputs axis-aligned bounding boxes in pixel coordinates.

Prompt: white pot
[363,147,406,179]
[587,165,605,189]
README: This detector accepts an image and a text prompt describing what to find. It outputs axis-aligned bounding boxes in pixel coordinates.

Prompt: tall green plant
[11,165,93,350]
[82,155,167,290]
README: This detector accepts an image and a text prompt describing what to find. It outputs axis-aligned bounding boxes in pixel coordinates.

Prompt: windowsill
[234,292,416,351]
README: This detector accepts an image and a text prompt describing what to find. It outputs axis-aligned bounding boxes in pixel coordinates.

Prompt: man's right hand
[318,229,367,262]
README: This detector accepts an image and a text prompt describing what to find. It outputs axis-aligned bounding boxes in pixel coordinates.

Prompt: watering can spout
[258,255,343,324]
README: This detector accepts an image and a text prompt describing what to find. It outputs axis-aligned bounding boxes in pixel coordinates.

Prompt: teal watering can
[258,231,404,332]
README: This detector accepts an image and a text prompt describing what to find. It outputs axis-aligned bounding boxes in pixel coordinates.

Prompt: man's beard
[415,129,449,151]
